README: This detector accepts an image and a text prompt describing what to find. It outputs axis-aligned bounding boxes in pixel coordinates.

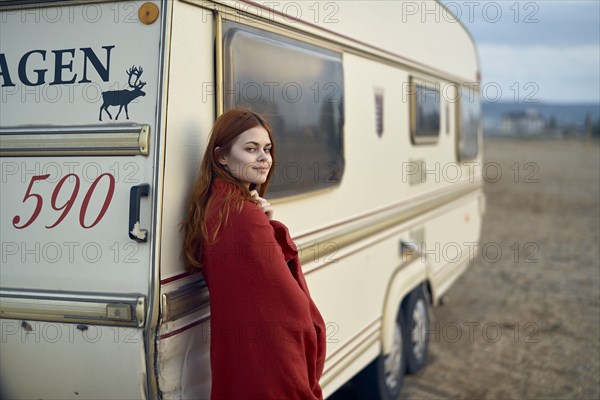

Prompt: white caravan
[0,1,484,399]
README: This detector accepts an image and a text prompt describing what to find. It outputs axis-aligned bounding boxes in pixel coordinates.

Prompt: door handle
[129,184,150,242]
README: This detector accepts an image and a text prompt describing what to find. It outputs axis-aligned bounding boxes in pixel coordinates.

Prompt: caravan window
[458,88,481,160]
[223,21,345,198]
[410,79,440,144]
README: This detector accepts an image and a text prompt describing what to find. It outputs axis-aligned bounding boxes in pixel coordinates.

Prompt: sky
[441,0,600,104]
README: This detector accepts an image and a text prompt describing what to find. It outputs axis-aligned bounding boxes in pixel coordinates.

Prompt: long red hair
[183,108,275,272]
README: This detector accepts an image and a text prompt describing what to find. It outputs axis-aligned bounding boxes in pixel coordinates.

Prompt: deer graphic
[99,66,146,121]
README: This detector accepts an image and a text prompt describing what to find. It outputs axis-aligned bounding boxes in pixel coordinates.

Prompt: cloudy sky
[441,0,600,104]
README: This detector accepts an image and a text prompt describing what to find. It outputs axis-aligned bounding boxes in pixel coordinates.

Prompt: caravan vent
[408,159,426,186]
[375,90,384,137]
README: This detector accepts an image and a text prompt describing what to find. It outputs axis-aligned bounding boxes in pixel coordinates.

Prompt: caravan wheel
[404,288,430,374]
[352,307,406,400]
[381,311,406,395]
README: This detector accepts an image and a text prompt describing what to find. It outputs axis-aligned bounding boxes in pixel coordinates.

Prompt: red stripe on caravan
[160,271,200,285]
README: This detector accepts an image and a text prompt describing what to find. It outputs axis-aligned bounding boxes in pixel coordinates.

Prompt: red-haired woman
[183,108,326,399]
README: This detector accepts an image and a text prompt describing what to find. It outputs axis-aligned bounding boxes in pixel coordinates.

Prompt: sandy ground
[397,138,600,400]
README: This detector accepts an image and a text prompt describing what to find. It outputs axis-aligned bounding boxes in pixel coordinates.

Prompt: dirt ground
[397,138,600,400]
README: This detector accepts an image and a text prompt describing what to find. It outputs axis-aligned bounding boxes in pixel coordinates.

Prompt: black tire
[403,287,430,374]
[352,308,406,400]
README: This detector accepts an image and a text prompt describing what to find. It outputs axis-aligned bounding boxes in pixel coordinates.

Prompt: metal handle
[129,184,150,242]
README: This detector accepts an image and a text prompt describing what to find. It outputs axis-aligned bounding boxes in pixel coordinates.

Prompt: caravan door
[0,1,166,398]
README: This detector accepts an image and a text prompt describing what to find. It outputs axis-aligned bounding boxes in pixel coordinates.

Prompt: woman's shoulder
[233,199,271,227]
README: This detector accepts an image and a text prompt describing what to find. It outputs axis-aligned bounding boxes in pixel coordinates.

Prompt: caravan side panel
[156,1,215,398]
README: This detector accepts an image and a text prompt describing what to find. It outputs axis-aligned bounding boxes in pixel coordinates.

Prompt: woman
[183,109,326,399]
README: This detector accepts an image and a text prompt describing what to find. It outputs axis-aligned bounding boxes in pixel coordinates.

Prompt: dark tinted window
[410,80,440,143]
[223,21,345,198]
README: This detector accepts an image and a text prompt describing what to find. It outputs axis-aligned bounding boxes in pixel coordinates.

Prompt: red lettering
[12,173,116,230]
[12,174,50,229]
[80,173,115,229]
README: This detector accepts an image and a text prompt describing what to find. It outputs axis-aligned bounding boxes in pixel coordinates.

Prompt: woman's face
[219,126,272,188]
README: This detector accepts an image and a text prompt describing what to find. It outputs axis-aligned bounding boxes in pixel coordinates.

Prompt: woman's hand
[250,190,274,220]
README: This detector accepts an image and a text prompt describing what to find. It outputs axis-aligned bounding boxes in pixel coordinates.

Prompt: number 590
[12,173,115,230]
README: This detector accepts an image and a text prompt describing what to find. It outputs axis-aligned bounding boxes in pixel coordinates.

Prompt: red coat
[201,178,326,399]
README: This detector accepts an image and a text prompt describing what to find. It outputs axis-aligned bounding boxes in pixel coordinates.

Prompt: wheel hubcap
[411,299,428,361]
[384,321,403,389]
